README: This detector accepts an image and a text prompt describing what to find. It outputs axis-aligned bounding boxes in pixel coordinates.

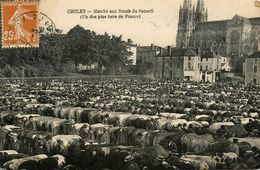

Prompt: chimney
[160,47,163,56]
[167,46,171,56]
[151,44,154,50]
[127,39,132,44]
[196,48,199,55]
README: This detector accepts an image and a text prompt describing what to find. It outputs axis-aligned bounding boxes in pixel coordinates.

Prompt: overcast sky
[40,0,260,47]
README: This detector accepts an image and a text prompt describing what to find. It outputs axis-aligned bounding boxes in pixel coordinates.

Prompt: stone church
[176,0,260,56]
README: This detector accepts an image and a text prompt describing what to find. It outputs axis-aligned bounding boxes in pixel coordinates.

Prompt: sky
[40,0,260,47]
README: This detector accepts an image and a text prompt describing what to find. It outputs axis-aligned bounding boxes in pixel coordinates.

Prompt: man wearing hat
[250,147,260,168]
[124,155,141,170]
[228,138,239,156]
[151,155,176,170]
[169,140,178,154]
[100,128,110,144]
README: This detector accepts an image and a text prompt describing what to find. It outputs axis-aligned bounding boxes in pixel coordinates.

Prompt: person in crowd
[102,114,109,125]
[245,119,257,135]
[169,140,178,154]
[216,125,227,139]
[229,138,240,156]
[252,146,260,161]
[151,155,176,170]
[100,129,110,144]
[56,139,66,155]
[124,155,141,170]
[249,128,260,137]
[214,152,226,169]
[185,124,194,133]
[115,119,120,127]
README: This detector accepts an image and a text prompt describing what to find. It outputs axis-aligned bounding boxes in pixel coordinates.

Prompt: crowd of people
[0,79,260,169]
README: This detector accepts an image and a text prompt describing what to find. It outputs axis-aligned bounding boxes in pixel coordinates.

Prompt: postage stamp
[1,0,39,48]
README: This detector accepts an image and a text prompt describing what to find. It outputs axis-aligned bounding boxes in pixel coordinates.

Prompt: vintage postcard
[1,0,260,170]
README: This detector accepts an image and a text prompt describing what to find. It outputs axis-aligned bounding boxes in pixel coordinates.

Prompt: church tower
[176,0,194,48]
[195,0,208,24]
[176,0,208,48]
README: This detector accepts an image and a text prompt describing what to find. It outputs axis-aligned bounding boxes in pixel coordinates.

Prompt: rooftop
[249,17,260,25]
[158,47,198,57]
[247,51,260,58]
[201,51,222,58]
[196,16,260,30]
[137,45,161,52]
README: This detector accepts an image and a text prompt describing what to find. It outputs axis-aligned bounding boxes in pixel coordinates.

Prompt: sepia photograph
[1,0,260,169]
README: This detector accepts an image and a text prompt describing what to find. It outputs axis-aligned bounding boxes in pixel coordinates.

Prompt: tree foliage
[0,25,133,77]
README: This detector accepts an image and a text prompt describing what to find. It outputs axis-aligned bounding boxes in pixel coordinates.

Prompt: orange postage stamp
[2,0,39,48]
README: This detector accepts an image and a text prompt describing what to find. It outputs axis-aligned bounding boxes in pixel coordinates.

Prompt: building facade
[154,48,231,82]
[177,0,260,56]
[136,44,161,75]
[136,44,161,65]
[245,51,260,84]
[155,47,201,81]
[200,52,231,82]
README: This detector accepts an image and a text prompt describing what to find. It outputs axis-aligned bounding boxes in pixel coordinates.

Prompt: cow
[180,155,217,170]
[181,133,214,154]
[38,154,65,170]
[0,153,28,167]
[3,154,48,170]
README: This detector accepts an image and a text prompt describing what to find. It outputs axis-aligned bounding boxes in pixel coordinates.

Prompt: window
[200,66,202,70]
[170,62,173,67]
[169,71,173,79]
[188,62,191,70]
[255,59,258,63]
[206,58,208,61]
[217,65,219,70]
[198,63,200,69]
[253,79,257,84]
[188,56,191,61]
[162,71,164,78]
[201,58,203,61]
[254,66,258,73]
[206,65,208,71]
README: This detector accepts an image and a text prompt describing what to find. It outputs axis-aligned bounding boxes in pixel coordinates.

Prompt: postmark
[1,0,39,48]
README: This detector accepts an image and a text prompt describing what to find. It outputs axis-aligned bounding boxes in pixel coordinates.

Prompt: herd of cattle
[0,80,260,169]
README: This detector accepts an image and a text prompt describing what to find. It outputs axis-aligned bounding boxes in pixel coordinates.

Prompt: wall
[245,58,260,84]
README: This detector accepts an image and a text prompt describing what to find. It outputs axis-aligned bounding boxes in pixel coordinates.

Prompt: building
[244,51,260,84]
[177,0,260,56]
[200,51,231,82]
[155,47,201,81]
[137,44,161,65]
[136,44,161,75]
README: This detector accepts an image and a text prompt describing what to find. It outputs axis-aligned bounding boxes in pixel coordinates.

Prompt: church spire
[183,0,192,9]
[196,0,205,12]
[205,8,208,21]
